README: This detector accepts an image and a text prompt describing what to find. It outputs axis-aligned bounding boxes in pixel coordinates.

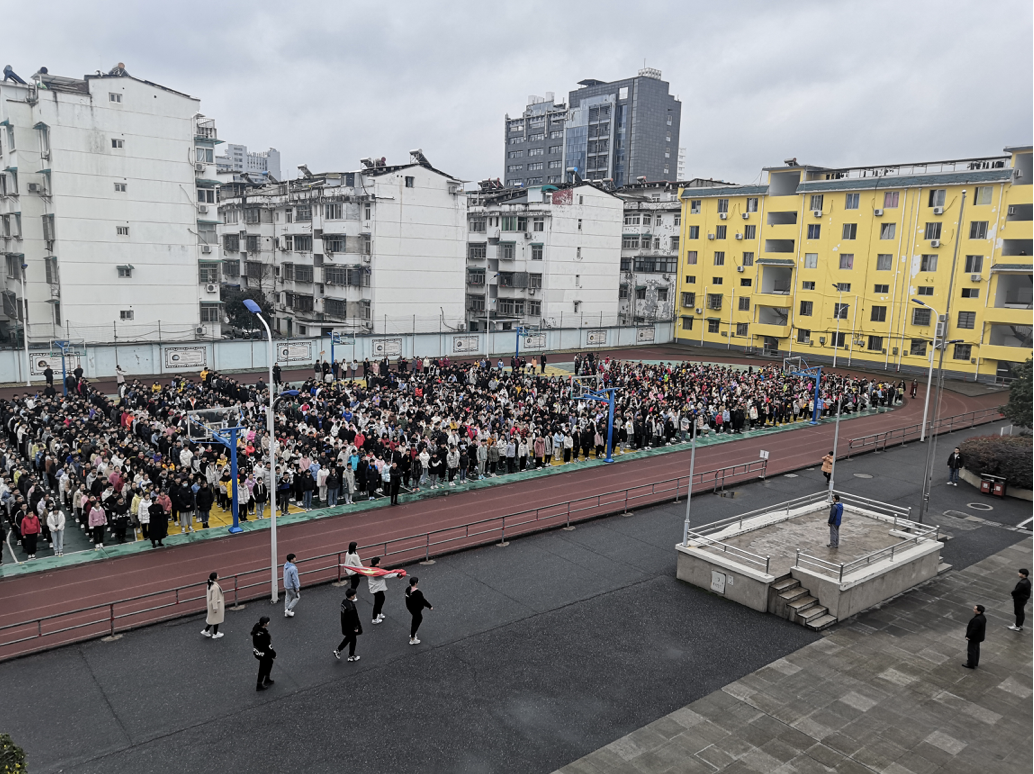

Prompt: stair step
[798,605,828,622]
[779,587,809,603]
[788,595,818,611]
[937,562,953,575]
[772,577,800,593]
[806,614,837,631]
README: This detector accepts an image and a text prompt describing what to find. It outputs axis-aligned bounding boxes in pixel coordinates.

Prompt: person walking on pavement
[333,588,363,662]
[827,494,843,549]
[283,553,301,617]
[910,379,918,399]
[201,571,225,639]
[251,616,276,690]
[821,451,834,485]
[368,556,401,625]
[343,541,363,592]
[962,604,986,669]
[405,576,433,645]
[1008,569,1031,632]
[946,447,964,486]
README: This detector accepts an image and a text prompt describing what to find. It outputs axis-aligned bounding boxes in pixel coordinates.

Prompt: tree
[0,733,27,773]
[1002,358,1032,429]
[221,287,272,332]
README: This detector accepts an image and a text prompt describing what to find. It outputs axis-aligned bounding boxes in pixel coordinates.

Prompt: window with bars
[325,266,347,284]
[707,319,720,333]
[246,235,260,253]
[293,235,313,252]
[245,209,261,224]
[953,343,972,360]
[735,322,748,337]
[224,234,240,252]
[957,311,976,329]
[706,293,722,310]
[833,303,849,319]
[325,298,347,317]
[294,265,314,283]
[325,236,346,252]
[910,339,927,356]
[199,265,220,284]
[738,296,750,311]
[246,261,263,280]
[912,308,932,326]
[222,260,240,279]
[681,292,696,308]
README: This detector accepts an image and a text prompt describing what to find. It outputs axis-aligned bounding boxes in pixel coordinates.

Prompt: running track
[0,349,1004,659]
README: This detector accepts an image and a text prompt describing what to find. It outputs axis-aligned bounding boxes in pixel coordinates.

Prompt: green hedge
[0,733,27,773]
[959,435,1033,490]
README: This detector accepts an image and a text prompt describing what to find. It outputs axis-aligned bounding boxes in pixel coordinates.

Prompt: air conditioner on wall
[970,273,981,282]
[362,255,371,263]
[27,183,41,193]
[719,213,728,220]
[707,234,715,240]
[524,232,533,239]
[735,233,743,240]
[198,205,209,214]
[205,283,218,293]
[695,307,703,314]
[1008,205,1016,216]
[931,239,940,248]
[201,245,212,254]
[933,206,944,215]
[196,326,206,335]
[195,163,205,172]
[741,212,749,220]
[812,210,822,218]
[737,266,744,273]
[874,208,883,216]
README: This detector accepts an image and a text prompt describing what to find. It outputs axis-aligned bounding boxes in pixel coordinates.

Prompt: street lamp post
[831,283,844,369]
[827,390,843,500]
[912,299,941,443]
[919,337,963,522]
[244,299,280,603]
[681,418,698,546]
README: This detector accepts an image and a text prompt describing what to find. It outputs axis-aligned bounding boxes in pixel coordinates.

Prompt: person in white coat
[137,491,152,542]
[46,504,66,557]
[201,571,225,638]
[367,556,402,624]
[342,541,363,593]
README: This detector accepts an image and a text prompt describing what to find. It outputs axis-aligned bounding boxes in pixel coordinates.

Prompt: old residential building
[465,181,622,331]
[0,67,220,344]
[218,154,466,337]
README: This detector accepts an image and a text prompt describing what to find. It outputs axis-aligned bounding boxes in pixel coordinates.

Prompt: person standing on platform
[405,577,433,645]
[251,617,276,690]
[826,494,843,549]
[201,571,225,639]
[333,588,363,662]
[343,542,363,592]
[962,604,986,669]
[283,553,301,617]
[1008,569,1031,632]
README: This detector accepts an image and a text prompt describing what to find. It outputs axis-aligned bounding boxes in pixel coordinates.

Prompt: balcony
[984,306,1032,325]
[980,344,1032,364]
[752,322,791,339]
[764,239,795,254]
[756,295,792,309]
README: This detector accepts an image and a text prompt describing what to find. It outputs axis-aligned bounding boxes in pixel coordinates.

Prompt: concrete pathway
[554,538,1034,774]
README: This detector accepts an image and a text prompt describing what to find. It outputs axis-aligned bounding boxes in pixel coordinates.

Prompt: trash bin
[980,474,1006,498]
[980,476,993,495]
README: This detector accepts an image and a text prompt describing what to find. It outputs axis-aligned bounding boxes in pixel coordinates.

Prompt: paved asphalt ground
[0,421,1029,774]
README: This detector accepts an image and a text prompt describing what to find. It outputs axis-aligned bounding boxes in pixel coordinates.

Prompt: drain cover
[853,473,874,479]
[784,473,799,478]
[967,502,994,511]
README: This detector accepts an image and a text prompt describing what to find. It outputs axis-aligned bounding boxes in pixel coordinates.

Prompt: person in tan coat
[821,451,834,485]
[201,571,225,639]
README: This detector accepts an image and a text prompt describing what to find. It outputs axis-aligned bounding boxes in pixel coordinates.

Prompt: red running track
[0,355,1003,660]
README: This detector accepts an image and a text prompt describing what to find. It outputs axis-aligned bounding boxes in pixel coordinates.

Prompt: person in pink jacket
[88,501,108,549]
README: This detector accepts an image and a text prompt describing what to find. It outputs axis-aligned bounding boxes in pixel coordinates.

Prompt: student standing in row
[333,588,363,662]
[252,617,276,690]
[201,571,225,639]
[405,577,433,645]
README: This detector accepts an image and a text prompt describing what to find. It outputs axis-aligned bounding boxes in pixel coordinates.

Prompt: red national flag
[340,565,407,579]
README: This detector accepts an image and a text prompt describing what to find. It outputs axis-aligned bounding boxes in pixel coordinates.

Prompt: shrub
[0,733,27,773]
[959,435,1033,490]
[1002,358,1032,429]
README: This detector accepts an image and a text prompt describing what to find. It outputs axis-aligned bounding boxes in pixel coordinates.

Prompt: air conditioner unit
[719,213,728,220]
[523,232,533,239]
[720,332,727,337]
[892,347,898,355]
[741,212,750,220]
[198,205,209,214]
[201,245,213,254]
[970,273,981,282]
[195,326,206,335]
[195,163,205,172]
[812,210,822,218]
[819,336,826,344]
[735,233,743,241]
[930,239,940,248]
[205,283,218,293]
[362,255,371,263]
[529,288,536,295]
[736,266,744,273]
[707,234,715,240]
[933,206,944,215]
[695,308,703,314]
[27,183,41,193]
[874,208,883,216]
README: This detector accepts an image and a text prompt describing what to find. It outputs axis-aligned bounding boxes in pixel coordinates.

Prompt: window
[969,221,988,239]
[681,292,696,307]
[866,335,883,351]
[804,253,818,269]
[953,343,972,360]
[835,283,851,292]
[507,165,523,173]
[810,195,824,212]
[117,266,132,278]
[246,235,260,253]
[469,218,486,233]
[802,281,815,290]
[710,277,723,286]
[964,255,983,273]
[717,199,729,214]
[957,311,976,329]
[917,286,934,296]
[912,308,932,326]
[674,214,681,226]
[199,264,219,284]
[324,203,342,220]
[715,225,727,240]
[528,147,544,156]
[405,176,415,188]
[635,287,647,300]
[195,147,214,163]
[111,138,124,149]
[736,322,749,337]
[670,236,679,252]
[884,191,900,208]
[364,204,372,220]
[833,302,849,319]
[742,252,754,267]
[120,310,134,320]
[686,251,698,265]
[740,278,752,287]
[844,193,860,210]
[807,224,821,239]
[294,265,314,283]
[500,243,516,260]
[974,186,993,206]
[109,92,122,103]
[507,150,524,159]
[689,226,699,239]
[928,190,946,207]
[961,288,979,299]
[797,329,811,343]
[293,235,313,252]
[839,254,853,270]
[713,251,725,266]
[114,182,127,193]
[295,205,312,222]
[879,223,896,240]
[577,219,582,231]
[842,223,857,240]
[690,200,701,214]
[624,213,641,226]
[876,254,892,271]
[707,319,720,333]
[528,300,541,316]
[245,209,261,224]
[910,340,927,356]
[831,332,846,348]
[549,145,562,154]
[246,261,262,280]
[746,198,758,212]
[920,254,938,272]
[707,293,722,310]
[738,296,750,311]
[744,225,756,239]
[874,284,889,293]
[527,162,544,171]
[529,273,543,289]
[548,160,561,169]
[116,226,129,236]
[799,301,813,316]
[870,305,887,322]
[197,188,216,204]
[641,214,652,226]
[223,260,240,279]
[622,236,640,249]
[468,243,487,259]
[685,275,696,284]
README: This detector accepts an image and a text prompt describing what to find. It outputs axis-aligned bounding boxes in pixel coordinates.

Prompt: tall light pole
[244,299,279,602]
[21,262,31,387]
[827,389,843,500]
[681,419,698,546]
[831,283,844,369]
[912,298,940,443]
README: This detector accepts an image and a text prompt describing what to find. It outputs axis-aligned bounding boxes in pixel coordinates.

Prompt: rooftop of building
[763,153,1012,179]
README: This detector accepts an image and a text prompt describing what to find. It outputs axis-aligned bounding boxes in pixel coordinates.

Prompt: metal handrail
[692,491,826,536]
[846,407,1002,458]
[683,531,772,574]
[795,525,941,583]
[0,456,770,659]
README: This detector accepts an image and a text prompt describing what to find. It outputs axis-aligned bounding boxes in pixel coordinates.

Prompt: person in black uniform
[962,605,986,669]
[252,616,276,690]
[389,462,402,505]
[405,576,433,646]
[333,588,363,662]
[1009,569,1031,632]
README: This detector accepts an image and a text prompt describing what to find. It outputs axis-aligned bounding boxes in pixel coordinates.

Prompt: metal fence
[0,456,768,661]
[845,407,1003,458]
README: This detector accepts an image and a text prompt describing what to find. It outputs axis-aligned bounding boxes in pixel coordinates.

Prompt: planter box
[960,468,1033,502]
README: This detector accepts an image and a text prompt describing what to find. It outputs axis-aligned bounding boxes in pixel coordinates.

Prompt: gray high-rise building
[503,69,681,189]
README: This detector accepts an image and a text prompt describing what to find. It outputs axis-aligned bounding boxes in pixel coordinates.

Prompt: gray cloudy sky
[6,0,1032,184]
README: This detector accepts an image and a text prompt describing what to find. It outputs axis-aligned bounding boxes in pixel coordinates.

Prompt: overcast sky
[5,0,1032,184]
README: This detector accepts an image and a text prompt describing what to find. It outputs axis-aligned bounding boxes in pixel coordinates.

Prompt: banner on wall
[586,329,607,346]
[372,338,403,358]
[452,335,479,353]
[29,352,81,376]
[522,334,546,350]
[277,341,313,363]
[164,346,207,370]
[636,328,656,343]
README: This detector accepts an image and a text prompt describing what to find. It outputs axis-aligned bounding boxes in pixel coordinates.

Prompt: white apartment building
[465,181,623,331]
[615,178,734,324]
[216,143,281,181]
[0,67,220,345]
[218,155,467,337]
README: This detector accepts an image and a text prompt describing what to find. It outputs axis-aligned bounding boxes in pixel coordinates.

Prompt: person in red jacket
[20,510,41,560]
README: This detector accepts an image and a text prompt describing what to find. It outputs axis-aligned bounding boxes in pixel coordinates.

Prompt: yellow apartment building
[674,146,1033,381]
